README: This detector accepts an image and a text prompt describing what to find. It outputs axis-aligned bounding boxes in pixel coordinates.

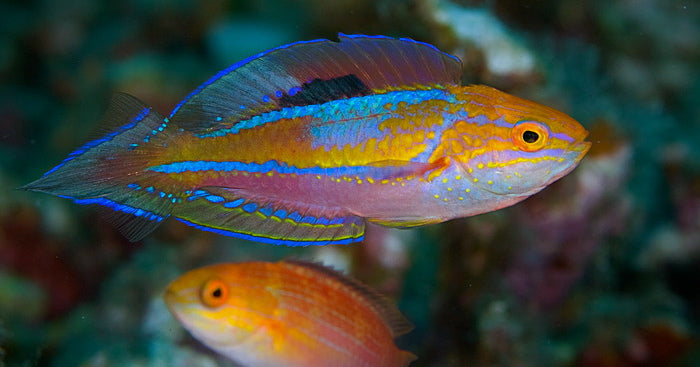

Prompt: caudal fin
[23,93,177,241]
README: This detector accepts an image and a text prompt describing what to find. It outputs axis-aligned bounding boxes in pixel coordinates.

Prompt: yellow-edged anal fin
[368,216,445,228]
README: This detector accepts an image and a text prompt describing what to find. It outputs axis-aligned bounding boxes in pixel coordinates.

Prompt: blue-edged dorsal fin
[169,34,462,133]
[173,187,365,246]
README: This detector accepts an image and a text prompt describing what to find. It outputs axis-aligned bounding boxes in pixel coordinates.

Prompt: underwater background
[0,0,698,366]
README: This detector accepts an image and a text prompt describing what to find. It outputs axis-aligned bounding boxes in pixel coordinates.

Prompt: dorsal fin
[169,34,462,133]
[284,260,414,337]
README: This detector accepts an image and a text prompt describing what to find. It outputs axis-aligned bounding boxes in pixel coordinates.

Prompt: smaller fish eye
[511,121,549,152]
[201,278,229,308]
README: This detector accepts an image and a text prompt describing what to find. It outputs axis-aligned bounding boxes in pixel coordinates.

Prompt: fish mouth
[163,288,198,321]
[571,140,592,162]
[545,139,591,183]
[573,140,592,153]
[164,289,184,317]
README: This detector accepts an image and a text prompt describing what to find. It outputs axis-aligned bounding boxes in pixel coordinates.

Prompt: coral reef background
[0,0,698,366]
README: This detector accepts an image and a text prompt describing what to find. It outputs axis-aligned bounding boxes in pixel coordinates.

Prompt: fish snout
[570,140,592,163]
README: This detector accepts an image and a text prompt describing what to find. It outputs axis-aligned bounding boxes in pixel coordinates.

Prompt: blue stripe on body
[194,104,321,138]
[308,89,454,150]
[149,160,392,178]
[174,218,362,246]
[194,88,453,140]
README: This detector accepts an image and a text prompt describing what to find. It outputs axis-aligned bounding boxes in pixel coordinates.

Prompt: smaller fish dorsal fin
[284,260,414,337]
[169,34,462,133]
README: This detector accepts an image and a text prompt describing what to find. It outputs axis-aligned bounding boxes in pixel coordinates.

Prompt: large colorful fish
[164,260,416,367]
[25,34,590,245]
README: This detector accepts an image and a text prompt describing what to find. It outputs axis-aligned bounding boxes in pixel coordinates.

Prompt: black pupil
[212,288,222,298]
[523,130,539,143]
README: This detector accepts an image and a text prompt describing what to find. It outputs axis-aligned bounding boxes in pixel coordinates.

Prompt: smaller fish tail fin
[400,351,418,366]
[23,93,178,241]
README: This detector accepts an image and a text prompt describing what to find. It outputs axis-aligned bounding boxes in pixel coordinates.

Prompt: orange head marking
[449,85,591,196]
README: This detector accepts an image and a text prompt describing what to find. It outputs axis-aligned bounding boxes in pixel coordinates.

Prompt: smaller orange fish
[164,260,416,367]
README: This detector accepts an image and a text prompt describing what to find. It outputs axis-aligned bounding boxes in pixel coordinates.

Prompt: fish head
[164,263,278,350]
[451,85,590,198]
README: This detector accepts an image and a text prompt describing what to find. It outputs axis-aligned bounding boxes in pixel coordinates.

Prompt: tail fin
[23,93,176,241]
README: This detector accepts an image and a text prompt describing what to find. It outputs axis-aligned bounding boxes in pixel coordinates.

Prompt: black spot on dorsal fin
[278,74,372,108]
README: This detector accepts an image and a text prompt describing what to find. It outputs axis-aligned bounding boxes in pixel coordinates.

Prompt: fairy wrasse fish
[164,260,416,367]
[24,34,591,245]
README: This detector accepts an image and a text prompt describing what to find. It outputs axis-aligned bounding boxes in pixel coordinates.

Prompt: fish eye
[522,130,539,143]
[201,277,229,308]
[511,121,549,152]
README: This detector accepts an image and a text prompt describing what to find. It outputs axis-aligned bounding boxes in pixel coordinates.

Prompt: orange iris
[511,121,549,152]
[200,277,229,308]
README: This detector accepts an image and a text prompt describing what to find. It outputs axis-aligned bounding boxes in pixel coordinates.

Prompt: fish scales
[164,261,416,366]
[24,34,590,245]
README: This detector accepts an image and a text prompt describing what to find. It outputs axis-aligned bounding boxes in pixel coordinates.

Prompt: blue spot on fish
[205,195,224,203]
[224,198,245,208]
[70,197,165,222]
[289,86,301,96]
[242,203,258,213]
[259,206,273,217]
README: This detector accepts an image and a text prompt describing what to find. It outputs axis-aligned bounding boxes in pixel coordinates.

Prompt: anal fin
[368,216,445,228]
[173,187,365,246]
